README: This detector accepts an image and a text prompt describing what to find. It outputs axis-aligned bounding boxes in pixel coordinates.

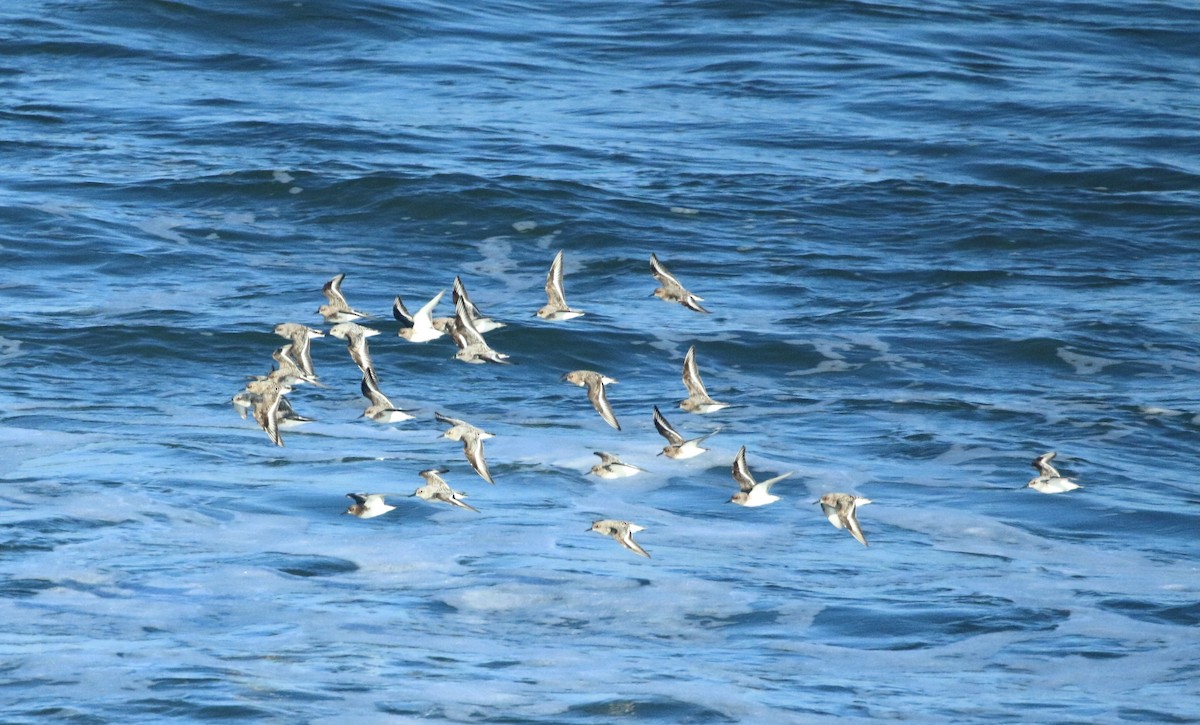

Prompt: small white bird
[536,250,584,320]
[329,322,380,381]
[344,493,397,519]
[359,373,416,423]
[650,253,708,313]
[589,519,650,558]
[817,493,873,546]
[562,370,621,430]
[411,469,479,512]
[435,412,496,484]
[1026,451,1081,494]
[728,446,792,507]
[652,405,717,459]
[393,290,451,343]
[590,451,644,479]
[679,345,729,413]
[318,273,370,323]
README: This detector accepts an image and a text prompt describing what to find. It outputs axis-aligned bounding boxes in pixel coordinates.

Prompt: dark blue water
[2,1,1199,722]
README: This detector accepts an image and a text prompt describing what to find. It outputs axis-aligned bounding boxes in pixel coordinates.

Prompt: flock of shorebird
[233,252,1081,559]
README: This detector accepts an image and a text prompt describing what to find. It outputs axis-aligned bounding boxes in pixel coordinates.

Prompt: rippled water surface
[2,1,1199,722]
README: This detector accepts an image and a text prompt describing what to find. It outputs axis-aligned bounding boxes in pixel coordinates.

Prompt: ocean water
[2,0,1199,722]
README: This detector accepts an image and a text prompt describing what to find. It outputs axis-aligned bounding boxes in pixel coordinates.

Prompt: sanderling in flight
[411,468,479,512]
[275,395,315,429]
[729,446,792,507]
[271,344,324,387]
[273,322,324,379]
[249,377,292,446]
[435,412,496,484]
[344,492,397,519]
[679,345,729,413]
[318,272,370,323]
[231,389,256,419]
[360,373,416,423]
[536,249,584,321]
[449,296,510,364]
[452,276,505,333]
[562,370,621,430]
[233,385,311,429]
[329,322,380,380]
[1026,451,1081,494]
[393,289,451,343]
[817,492,873,547]
[652,405,717,459]
[590,451,644,479]
[650,253,709,313]
[589,519,650,558]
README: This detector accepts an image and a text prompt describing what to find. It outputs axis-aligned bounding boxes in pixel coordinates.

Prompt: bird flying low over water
[590,451,644,479]
[248,377,292,447]
[536,249,584,321]
[679,345,729,413]
[1026,451,1081,494]
[435,412,496,484]
[589,519,650,558]
[360,373,416,423]
[411,469,479,513]
[318,272,370,323]
[728,446,792,507]
[449,296,510,365]
[272,322,324,379]
[652,405,717,459]
[274,395,315,429]
[650,253,709,313]
[817,492,873,546]
[271,344,323,387]
[452,276,505,333]
[562,370,621,430]
[344,493,397,519]
[329,322,380,381]
[394,290,451,343]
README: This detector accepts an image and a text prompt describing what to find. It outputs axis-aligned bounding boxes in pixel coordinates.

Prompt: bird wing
[323,273,348,306]
[681,345,711,400]
[545,250,568,307]
[649,253,682,289]
[463,435,495,484]
[413,290,446,333]
[588,377,621,430]
[360,373,392,407]
[392,295,414,326]
[652,405,684,445]
[731,446,755,492]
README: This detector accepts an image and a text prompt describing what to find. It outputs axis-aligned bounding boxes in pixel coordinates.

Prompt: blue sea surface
[2,1,1199,722]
